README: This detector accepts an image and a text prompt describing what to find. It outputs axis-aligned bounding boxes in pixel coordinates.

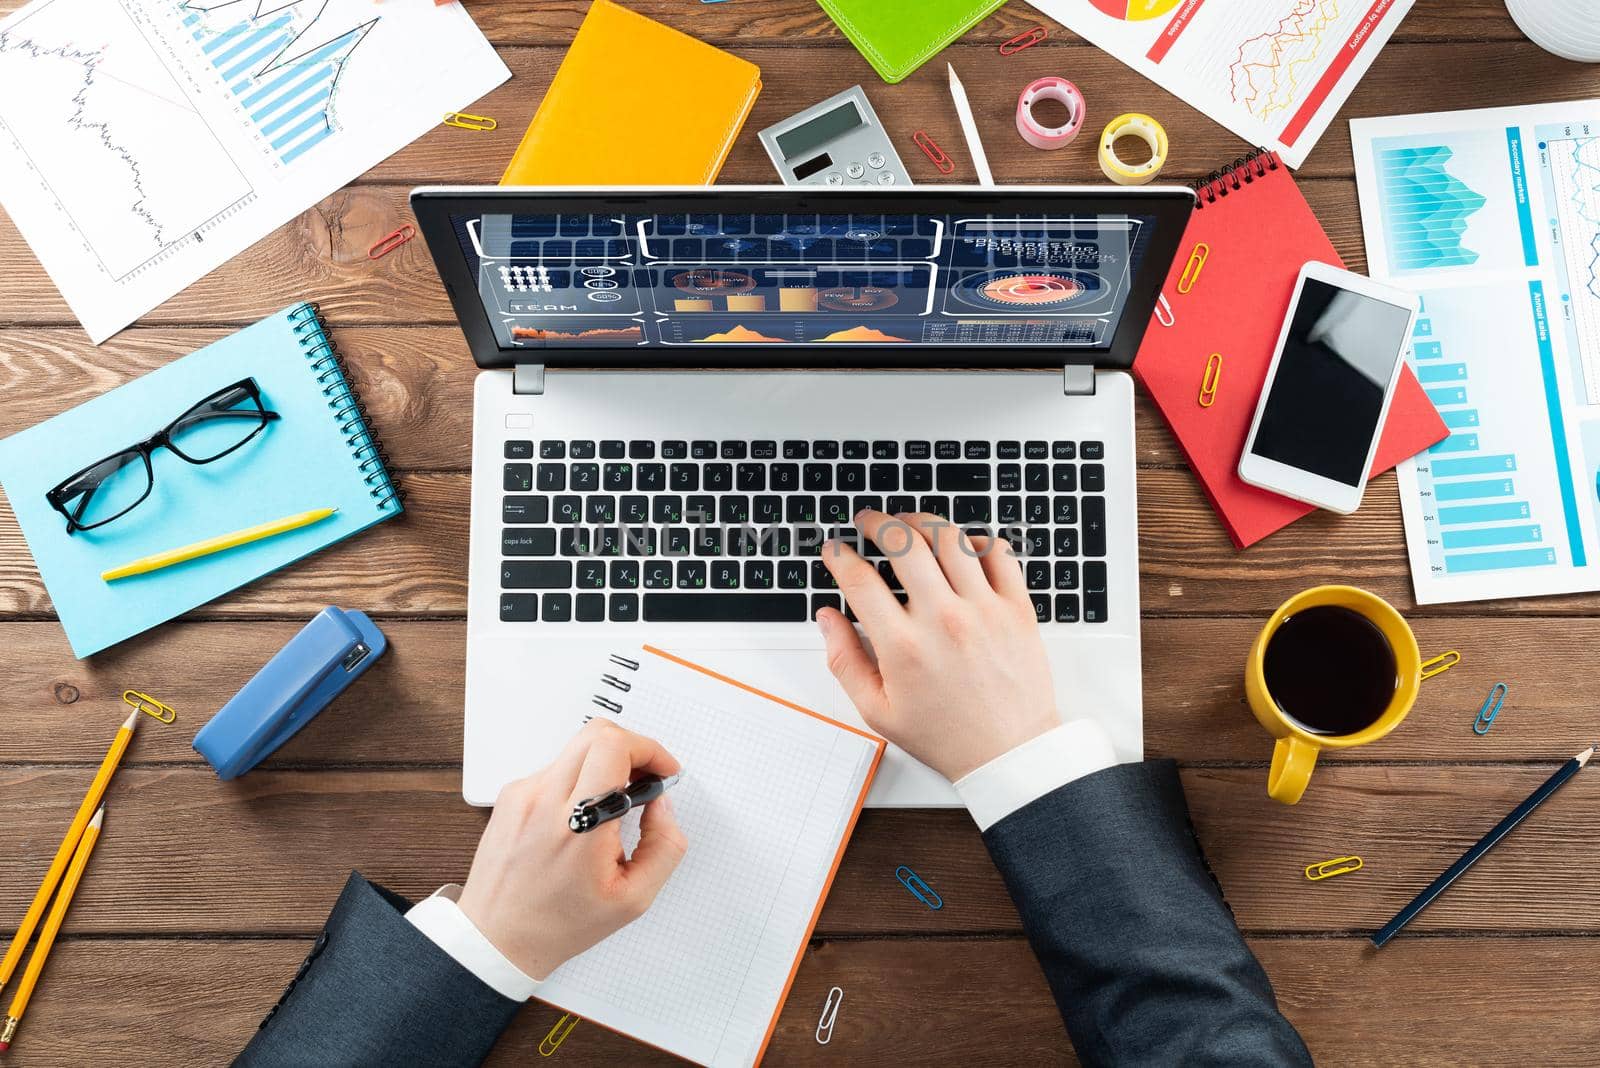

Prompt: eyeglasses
[47,378,281,534]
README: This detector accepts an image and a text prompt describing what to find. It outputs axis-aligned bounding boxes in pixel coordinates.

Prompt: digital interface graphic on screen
[449,209,1155,351]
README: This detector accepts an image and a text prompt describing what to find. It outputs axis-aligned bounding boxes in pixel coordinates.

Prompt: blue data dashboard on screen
[449,211,1155,350]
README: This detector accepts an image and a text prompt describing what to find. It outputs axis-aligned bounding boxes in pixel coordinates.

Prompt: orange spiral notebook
[535,645,883,1067]
[501,0,762,185]
[1133,150,1448,549]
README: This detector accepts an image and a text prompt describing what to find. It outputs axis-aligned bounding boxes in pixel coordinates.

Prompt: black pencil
[1372,745,1594,948]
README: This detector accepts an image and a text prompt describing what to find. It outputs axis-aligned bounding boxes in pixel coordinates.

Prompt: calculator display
[775,102,863,161]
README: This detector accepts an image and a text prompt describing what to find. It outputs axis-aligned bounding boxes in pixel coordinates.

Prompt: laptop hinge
[513,364,545,396]
[1063,365,1096,397]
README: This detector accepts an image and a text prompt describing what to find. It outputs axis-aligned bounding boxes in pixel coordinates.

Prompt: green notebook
[817,0,1008,83]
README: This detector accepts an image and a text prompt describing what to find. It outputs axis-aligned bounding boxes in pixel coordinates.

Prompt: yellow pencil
[100,507,338,582]
[0,709,137,1008]
[0,807,105,1052]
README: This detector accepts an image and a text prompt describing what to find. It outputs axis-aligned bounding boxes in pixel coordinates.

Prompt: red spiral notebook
[1133,150,1448,549]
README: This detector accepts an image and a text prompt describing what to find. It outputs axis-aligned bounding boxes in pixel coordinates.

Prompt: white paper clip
[815,986,843,1044]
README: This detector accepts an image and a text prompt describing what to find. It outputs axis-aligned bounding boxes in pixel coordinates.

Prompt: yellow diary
[501,0,762,185]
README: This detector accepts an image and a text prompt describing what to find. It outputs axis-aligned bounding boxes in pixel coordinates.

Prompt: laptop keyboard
[499,438,1110,626]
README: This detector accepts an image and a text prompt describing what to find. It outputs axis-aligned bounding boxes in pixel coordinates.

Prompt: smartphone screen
[1249,278,1415,487]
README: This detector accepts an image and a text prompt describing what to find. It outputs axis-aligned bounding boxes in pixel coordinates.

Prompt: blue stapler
[193,607,388,780]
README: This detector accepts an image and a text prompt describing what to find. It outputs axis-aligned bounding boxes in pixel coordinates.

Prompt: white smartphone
[1238,261,1420,514]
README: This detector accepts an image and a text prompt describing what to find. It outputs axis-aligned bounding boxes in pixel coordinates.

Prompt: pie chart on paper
[1089,0,1182,18]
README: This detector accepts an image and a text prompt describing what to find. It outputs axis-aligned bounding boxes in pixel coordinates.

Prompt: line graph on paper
[0,0,379,282]
[0,0,252,279]
[1206,0,1344,122]
[1543,132,1600,403]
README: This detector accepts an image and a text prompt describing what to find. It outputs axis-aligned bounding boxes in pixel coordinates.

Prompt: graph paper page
[536,646,881,1067]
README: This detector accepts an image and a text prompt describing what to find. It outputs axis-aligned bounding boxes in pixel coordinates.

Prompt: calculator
[757,85,912,188]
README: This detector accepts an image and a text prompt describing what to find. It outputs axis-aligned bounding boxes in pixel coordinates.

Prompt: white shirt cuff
[405,884,541,1002]
[953,720,1121,832]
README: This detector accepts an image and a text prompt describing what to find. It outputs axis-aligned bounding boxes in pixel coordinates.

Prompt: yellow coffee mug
[1245,586,1456,805]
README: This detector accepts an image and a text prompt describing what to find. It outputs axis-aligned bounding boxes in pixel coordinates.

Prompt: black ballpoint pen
[569,773,681,833]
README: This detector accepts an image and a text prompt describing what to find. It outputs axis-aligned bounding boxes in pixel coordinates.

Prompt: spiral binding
[287,303,404,512]
[1191,147,1280,208]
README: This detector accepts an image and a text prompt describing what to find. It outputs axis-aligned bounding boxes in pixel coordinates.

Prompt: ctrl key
[500,594,538,622]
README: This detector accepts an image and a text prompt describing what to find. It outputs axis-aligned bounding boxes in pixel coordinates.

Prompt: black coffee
[1263,604,1398,736]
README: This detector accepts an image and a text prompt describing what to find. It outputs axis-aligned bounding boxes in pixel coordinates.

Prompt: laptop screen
[446,209,1161,352]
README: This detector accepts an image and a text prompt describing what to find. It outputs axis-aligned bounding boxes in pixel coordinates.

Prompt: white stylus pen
[947,63,994,186]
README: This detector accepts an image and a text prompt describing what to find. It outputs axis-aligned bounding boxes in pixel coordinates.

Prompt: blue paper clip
[1473,682,1508,735]
[895,865,943,910]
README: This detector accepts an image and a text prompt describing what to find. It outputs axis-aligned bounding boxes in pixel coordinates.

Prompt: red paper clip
[368,224,415,260]
[913,131,955,175]
[1000,25,1048,55]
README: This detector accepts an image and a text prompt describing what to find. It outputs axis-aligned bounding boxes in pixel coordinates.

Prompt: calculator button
[867,152,886,168]
[825,172,844,186]
[846,162,865,179]
[876,172,896,185]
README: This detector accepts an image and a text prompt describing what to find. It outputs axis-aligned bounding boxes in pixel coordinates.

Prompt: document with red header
[1025,0,1413,168]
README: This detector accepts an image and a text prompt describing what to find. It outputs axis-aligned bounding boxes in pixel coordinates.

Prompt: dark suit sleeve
[982,760,1312,1067]
[235,873,522,1068]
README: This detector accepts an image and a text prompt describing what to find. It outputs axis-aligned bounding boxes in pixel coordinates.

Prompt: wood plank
[454,0,1538,48]
[345,42,1600,186]
[9,466,1600,619]
[0,471,469,619]
[0,0,1539,44]
[3,615,1592,767]
[7,766,1600,936]
[5,39,1595,323]
[3,936,1596,1066]
[0,325,477,469]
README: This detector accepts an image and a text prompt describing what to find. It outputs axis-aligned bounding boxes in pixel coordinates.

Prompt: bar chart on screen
[0,0,508,341]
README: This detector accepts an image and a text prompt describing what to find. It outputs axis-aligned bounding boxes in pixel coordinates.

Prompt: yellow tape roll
[1098,113,1168,186]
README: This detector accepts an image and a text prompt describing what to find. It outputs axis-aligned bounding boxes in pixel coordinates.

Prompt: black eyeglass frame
[46,378,281,534]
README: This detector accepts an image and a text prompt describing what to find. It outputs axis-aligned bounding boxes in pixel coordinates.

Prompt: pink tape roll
[1016,77,1085,151]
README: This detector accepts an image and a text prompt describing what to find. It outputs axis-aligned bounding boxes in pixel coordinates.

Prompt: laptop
[410,186,1194,806]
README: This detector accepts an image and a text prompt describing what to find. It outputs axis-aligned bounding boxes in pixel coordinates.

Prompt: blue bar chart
[180,2,370,165]
[1409,291,1560,577]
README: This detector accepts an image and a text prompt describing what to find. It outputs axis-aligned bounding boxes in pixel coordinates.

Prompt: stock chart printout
[1027,0,1414,168]
[1354,100,1600,603]
[450,209,1157,352]
[0,0,508,341]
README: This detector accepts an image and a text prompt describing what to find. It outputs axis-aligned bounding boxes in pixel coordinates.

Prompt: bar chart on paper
[180,0,374,166]
[1411,287,1568,579]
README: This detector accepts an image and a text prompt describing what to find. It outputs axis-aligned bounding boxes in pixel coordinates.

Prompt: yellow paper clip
[443,111,497,131]
[539,1014,579,1057]
[1199,352,1223,408]
[122,689,176,724]
[1420,649,1461,680]
[1177,242,1209,294]
[1305,855,1363,881]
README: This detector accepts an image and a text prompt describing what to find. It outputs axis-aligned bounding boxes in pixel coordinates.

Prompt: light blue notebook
[0,304,402,657]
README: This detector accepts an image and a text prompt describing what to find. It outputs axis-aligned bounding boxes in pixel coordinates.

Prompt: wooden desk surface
[4,1,1600,1063]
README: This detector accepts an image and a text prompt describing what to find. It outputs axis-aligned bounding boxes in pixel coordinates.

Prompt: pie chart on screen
[1090,0,1181,18]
